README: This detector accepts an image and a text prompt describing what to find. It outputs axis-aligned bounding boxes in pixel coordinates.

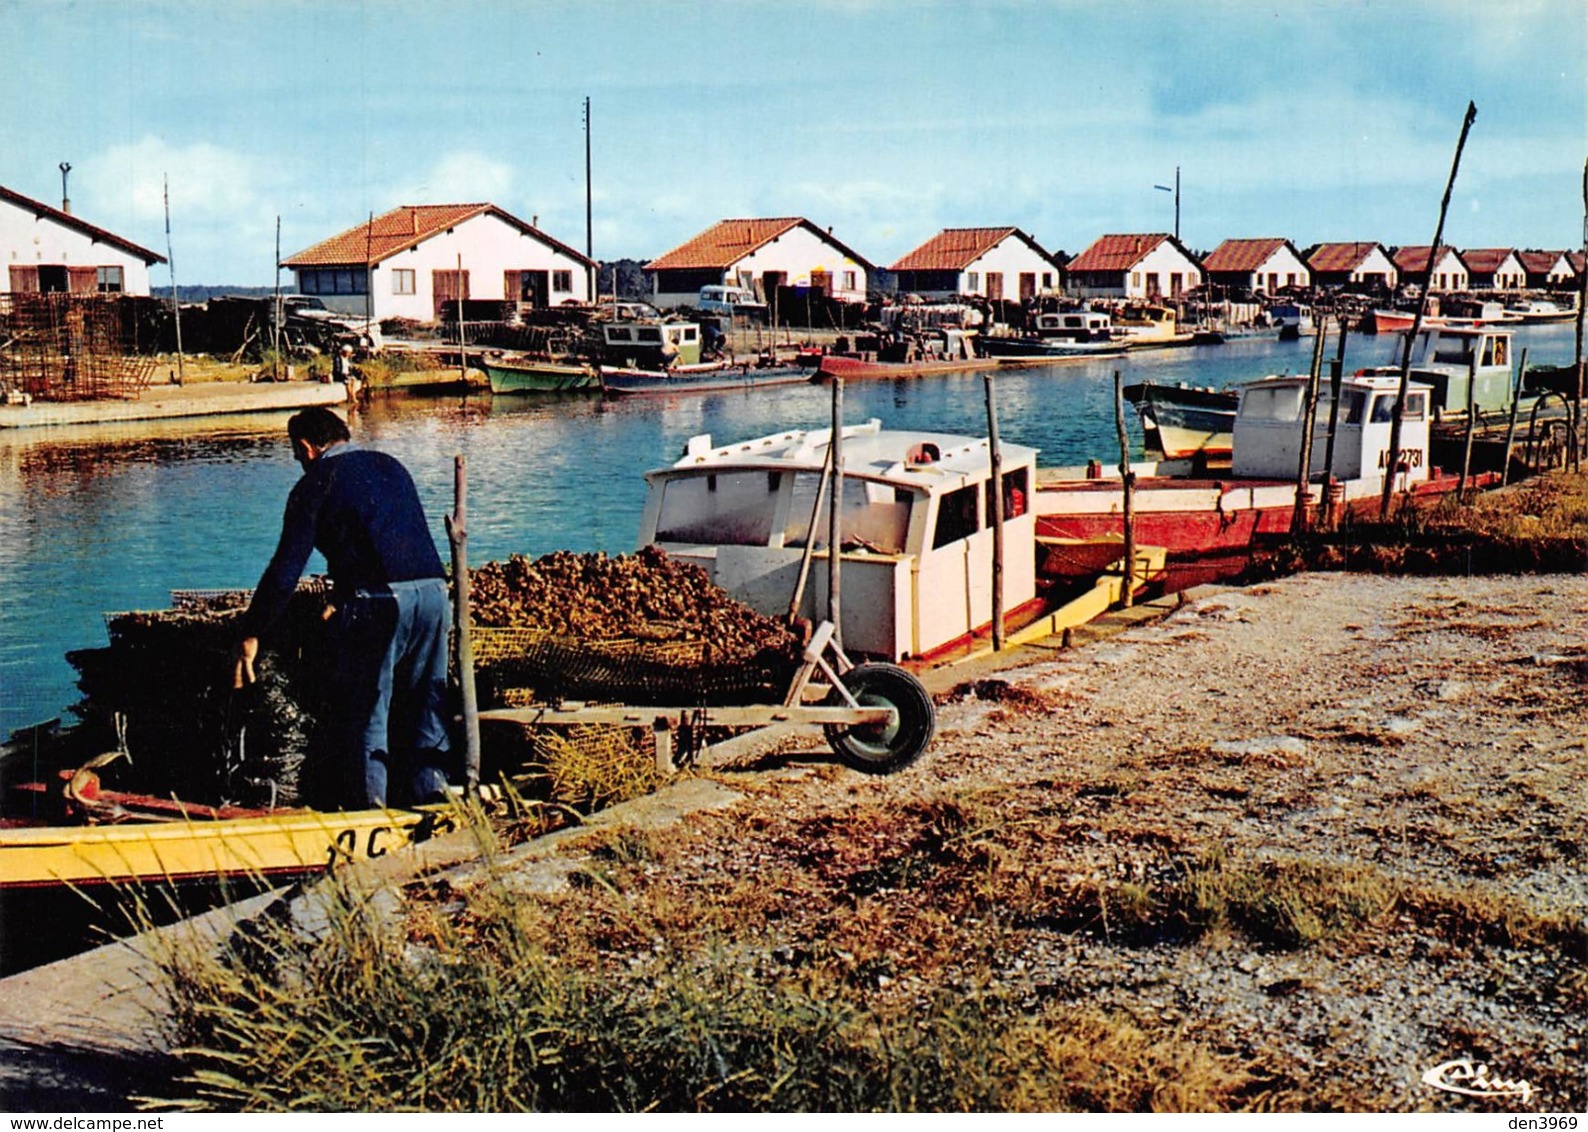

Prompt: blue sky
[3,0,1583,284]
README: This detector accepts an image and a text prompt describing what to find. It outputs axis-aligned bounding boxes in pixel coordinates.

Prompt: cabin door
[985,272,1004,302]
[433,270,471,319]
[1018,272,1036,302]
[507,270,550,309]
[810,269,830,296]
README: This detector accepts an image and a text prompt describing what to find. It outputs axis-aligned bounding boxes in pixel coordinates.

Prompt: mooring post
[1501,347,1529,486]
[984,370,1006,650]
[445,454,481,795]
[1114,370,1135,609]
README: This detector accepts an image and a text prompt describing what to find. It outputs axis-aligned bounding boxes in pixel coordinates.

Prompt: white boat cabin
[603,320,701,368]
[1233,372,1433,491]
[637,419,1039,661]
[1376,325,1515,418]
[1034,309,1115,341]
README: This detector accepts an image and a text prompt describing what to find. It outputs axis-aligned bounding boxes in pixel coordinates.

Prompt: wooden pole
[1113,370,1136,609]
[1293,321,1328,536]
[272,216,282,381]
[1501,347,1528,487]
[1320,317,1350,521]
[984,371,1006,650]
[1458,351,1479,498]
[163,175,184,386]
[1574,157,1588,471]
[787,440,833,624]
[1381,101,1477,519]
[457,252,468,386]
[445,455,481,794]
[827,375,844,652]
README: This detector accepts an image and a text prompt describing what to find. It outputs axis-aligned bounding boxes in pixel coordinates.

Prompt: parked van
[698,285,766,316]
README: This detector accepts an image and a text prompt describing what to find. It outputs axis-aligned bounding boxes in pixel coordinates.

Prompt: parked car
[698,285,767,317]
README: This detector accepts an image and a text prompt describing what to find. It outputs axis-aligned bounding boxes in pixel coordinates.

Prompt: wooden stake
[1114,370,1135,609]
[445,455,481,793]
[984,370,1005,650]
[1381,101,1477,519]
[1502,347,1528,486]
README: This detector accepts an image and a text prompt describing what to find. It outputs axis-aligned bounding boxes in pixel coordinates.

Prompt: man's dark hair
[288,407,352,448]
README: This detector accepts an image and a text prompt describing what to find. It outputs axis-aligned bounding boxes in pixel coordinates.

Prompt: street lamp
[1153,166,1180,242]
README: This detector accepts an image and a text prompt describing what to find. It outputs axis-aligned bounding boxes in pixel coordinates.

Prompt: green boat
[482,356,601,394]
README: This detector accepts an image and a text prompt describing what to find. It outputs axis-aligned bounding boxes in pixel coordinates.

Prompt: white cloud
[385,152,516,206]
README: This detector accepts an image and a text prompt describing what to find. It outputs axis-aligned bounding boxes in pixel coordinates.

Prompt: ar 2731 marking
[324,812,455,871]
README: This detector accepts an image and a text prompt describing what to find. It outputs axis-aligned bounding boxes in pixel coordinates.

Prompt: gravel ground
[503,572,1588,1111]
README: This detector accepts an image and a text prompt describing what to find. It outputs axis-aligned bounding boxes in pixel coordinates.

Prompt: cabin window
[842,271,856,291]
[781,474,911,554]
[95,266,124,293]
[966,272,979,292]
[553,270,573,293]
[1241,385,1304,421]
[1483,337,1508,367]
[637,327,662,344]
[1403,392,1427,420]
[392,269,415,295]
[1370,395,1398,424]
[608,326,634,342]
[933,484,981,549]
[654,472,777,546]
[985,467,1029,522]
[1327,388,1367,425]
[1431,337,1474,365]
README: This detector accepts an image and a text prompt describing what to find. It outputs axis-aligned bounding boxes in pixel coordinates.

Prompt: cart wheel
[823,663,935,774]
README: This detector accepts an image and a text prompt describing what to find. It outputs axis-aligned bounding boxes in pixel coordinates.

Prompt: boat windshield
[654,471,778,546]
[784,473,912,554]
[1241,384,1305,421]
[654,471,913,554]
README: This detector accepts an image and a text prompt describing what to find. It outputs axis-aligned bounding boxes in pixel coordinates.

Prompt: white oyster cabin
[889,227,1061,303]
[1305,242,1399,292]
[645,218,873,311]
[1064,233,1204,300]
[1,184,164,296]
[1393,246,1469,294]
[1200,238,1312,294]
[282,203,595,322]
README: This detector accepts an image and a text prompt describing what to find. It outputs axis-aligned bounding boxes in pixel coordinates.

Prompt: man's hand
[234,636,260,689]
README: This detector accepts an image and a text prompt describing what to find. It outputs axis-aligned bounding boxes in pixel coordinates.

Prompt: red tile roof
[282,203,592,268]
[645,218,797,270]
[1066,233,1172,272]
[1201,237,1289,273]
[0,184,165,264]
[1392,245,1463,273]
[1517,250,1569,275]
[1306,242,1386,273]
[1458,248,1516,274]
[889,227,1041,272]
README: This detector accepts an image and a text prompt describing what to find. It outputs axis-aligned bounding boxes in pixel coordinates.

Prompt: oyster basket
[470,624,796,706]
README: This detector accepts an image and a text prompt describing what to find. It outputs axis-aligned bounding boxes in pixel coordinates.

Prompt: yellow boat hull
[0,806,457,889]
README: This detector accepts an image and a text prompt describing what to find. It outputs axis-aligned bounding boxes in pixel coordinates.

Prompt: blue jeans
[330,578,453,808]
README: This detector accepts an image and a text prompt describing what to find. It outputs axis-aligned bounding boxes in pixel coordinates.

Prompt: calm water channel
[0,323,1577,738]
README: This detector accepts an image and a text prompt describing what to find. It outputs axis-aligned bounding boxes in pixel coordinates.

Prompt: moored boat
[1035,367,1484,588]
[600,361,812,397]
[638,418,1041,661]
[482,355,601,394]
[1123,381,1238,461]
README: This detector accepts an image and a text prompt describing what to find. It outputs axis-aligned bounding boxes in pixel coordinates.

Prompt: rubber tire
[823,662,936,774]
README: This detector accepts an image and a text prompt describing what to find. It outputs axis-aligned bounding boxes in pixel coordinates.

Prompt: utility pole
[1154,166,1180,242]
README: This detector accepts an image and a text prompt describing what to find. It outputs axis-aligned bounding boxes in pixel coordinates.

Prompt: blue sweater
[242,444,445,637]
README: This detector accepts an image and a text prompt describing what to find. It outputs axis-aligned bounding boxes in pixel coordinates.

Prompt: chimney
[59,162,71,214]
[410,208,418,234]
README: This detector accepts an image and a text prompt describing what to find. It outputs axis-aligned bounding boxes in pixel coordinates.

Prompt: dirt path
[556,572,1588,1109]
